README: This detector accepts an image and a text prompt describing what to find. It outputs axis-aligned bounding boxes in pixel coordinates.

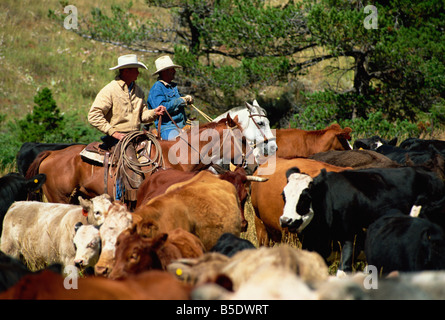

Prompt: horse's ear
[226,114,239,127]
[245,101,254,111]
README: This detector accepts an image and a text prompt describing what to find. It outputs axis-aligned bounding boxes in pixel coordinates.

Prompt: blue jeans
[161,127,181,140]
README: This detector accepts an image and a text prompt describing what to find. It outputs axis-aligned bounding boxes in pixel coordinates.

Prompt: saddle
[80,142,112,165]
[80,131,163,203]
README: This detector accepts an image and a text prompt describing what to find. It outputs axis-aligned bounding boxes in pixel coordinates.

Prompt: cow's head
[95,202,133,277]
[328,124,352,151]
[279,167,314,233]
[73,223,101,271]
[108,229,167,280]
[78,194,112,227]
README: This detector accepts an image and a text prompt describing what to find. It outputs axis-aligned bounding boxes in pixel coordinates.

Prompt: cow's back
[310,149,401,169]
[318,167,445,222]
[136,169,198,208]
[135,171,241,250]
[1,201,88,269]
[275,125,351,158]
[365,213,445,273]
[304,167,445,247]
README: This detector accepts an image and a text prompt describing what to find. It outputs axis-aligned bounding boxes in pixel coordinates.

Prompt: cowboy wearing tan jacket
[87,54,166,203]
[88,54,166,148]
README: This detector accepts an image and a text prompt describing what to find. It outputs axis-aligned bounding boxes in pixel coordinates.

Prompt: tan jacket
[88,77,157,136]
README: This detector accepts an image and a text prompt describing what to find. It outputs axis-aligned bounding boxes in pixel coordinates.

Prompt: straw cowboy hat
[152,55,182,76]
[109,54,148,70]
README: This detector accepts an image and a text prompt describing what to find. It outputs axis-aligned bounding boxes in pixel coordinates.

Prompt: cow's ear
[27,173,46,191]
[137,220,157,238]
[79,196,91,210]
[340,127,352,140]
[297,189,312,215]
[152,233,169,249]
[74,222,83,233]
[388,137,398,146]
[285,167,300,180]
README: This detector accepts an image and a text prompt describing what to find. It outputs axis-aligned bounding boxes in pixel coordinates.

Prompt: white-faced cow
[73,223,101,271]
[280,167,445,272]
[1,195,111,272]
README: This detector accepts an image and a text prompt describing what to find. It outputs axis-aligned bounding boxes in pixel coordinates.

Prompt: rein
[223,122,247,167]
[247,111,276,149]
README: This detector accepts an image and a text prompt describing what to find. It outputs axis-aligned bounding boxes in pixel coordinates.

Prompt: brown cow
[136,167,265,231]
[310,149,401,169]
[108,227,205,280]
[136,169,198,208]
[134,170,242,251]
[250,157,352,245]
[0,269,191,300]
[275,124,352,159]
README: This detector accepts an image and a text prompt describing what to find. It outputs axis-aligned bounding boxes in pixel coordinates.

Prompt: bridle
[161,110,248,166]
[246,109,276,150]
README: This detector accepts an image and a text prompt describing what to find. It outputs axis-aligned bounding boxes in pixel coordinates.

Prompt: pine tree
[18,88,65,142]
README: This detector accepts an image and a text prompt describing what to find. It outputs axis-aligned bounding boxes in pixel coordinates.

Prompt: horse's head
[243,100,277,158]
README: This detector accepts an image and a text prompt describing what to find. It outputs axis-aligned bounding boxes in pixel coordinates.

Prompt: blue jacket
[147,80,187,136]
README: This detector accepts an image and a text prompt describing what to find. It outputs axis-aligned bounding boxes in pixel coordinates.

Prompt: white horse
[213,100,278,167]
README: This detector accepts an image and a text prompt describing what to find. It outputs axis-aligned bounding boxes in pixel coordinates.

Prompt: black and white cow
[365,212,445,274]
[353,136,397,150]
[280,167,445,272]
[0,172,46,231]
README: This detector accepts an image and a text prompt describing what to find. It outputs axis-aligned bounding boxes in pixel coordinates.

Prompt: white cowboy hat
[152,55,182,76]
[109,54,148,70]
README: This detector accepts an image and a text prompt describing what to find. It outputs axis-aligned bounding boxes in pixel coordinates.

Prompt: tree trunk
[352,52,370,120]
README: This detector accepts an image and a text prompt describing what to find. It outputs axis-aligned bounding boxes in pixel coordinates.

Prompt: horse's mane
[213,104,267,122]
[187,117,241,134]
[228,105,267,116]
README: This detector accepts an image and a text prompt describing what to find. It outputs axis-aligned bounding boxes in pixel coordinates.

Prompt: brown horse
[26,115,249,204]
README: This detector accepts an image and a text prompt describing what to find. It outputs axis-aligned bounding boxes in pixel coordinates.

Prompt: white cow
[0,194,111,271]
[94,202,134,277]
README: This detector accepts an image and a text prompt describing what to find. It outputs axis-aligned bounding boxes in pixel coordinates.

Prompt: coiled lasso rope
[109,131,164,183]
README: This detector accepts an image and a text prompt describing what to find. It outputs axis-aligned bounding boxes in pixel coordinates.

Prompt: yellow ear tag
[176,268,183,276]
[34,179,38,183]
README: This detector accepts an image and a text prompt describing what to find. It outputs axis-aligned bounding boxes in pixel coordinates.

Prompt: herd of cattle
[2,126,445,300]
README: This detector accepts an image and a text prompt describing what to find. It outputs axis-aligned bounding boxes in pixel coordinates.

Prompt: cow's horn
[246,176,268,182]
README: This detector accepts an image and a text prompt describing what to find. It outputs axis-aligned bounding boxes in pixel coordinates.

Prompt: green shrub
[291,90,422,141]
[0,88,101,172]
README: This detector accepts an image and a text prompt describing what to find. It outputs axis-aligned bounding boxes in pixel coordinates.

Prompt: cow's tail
[25,150,52,179]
